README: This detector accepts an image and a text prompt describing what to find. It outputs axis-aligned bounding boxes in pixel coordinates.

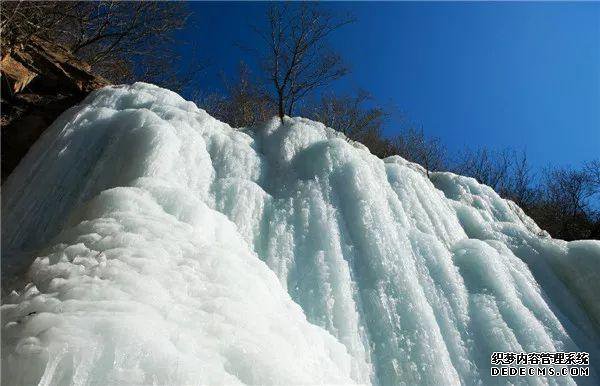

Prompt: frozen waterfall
[2,83,599,385]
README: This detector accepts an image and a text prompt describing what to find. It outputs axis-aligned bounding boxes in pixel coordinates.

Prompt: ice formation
[2,83,599,385]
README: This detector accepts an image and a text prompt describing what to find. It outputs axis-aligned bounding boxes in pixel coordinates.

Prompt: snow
[2,82,599,385]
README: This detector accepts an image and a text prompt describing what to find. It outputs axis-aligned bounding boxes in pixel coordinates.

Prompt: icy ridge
[2,83,599,385]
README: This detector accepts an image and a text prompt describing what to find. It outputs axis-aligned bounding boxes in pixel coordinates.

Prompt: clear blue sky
[178,2,599,170]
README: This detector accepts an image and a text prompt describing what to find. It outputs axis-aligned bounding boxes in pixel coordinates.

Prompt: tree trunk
[278,92,284,123]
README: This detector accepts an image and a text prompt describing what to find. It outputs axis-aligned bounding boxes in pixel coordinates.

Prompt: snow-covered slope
[2,83,599,385]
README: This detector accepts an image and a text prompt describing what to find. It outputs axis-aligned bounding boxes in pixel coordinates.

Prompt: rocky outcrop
[1,37,108,181]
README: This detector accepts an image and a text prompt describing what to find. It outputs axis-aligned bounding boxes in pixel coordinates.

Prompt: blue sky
[178,2,599,170]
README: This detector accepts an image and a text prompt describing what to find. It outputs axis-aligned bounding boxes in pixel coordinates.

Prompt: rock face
[1,37,108,181]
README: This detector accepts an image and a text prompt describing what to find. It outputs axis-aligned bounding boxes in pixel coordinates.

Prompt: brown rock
[0,54,38,94]
[1,37,109,182]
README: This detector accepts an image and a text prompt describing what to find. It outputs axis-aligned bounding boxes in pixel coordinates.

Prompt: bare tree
[306,90,388,139]
[67,2,197,88]
[1,1,81,53]
[250,4,354,122]
[200,62,275,127]
[394,128,447,177]
[532,166,598,240]
[544,167,593,218]
[501,150,539,209]
[453,148,513,191]
[450,147,537,206]
[360,132,397,159]
[450,147,598,240]
[306,91,448,172]
[584,159,600,193]
[584,159,600,239]
[1,1,204,91]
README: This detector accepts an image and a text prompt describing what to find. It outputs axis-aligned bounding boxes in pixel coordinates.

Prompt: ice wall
[2,83,599,385]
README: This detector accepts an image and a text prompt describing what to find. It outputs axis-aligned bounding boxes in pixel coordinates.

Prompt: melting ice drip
[2,83,599,385]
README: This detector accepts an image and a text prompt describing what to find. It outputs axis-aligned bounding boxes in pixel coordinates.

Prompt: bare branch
[247,3,354,122]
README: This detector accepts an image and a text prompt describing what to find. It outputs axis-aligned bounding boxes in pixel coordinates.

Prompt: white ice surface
[2,83,599,385]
